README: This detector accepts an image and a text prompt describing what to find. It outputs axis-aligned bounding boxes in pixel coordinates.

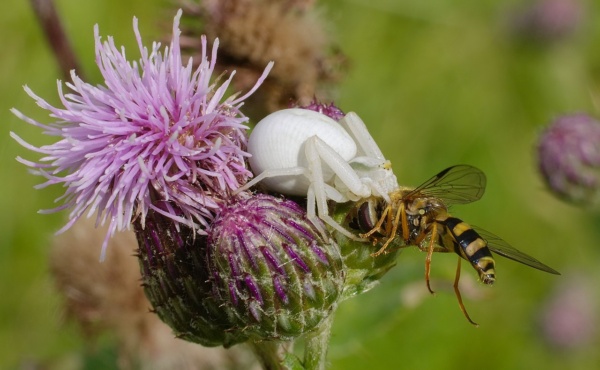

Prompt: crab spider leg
[341,113,398,201]
[341,112,386,161]
[305,136,327,218]
[360,178,387,199]
[306,183,356,239]
[305,136,362,239]
[323,183,346,203]
[308,137,371,199]
[234,166,308,194]
[305,185,329,238]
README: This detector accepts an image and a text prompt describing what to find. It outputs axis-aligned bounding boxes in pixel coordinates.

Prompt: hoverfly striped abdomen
[443,216,496,285]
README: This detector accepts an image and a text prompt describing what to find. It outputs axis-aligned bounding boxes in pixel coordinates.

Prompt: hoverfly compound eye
[356,198,380,233]
[237,108,399,240]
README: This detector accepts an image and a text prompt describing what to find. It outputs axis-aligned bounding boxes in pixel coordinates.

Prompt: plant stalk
[303,306,336,370]
[249,340,288,370]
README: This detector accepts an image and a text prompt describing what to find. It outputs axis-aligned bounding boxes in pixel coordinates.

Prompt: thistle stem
[303,306,336,370]
[249,340,288,370]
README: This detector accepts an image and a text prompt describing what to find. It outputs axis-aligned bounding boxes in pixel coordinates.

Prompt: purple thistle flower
[539,276,597,349]
[537,114,600,205]
[509,0,584,43]
[10,10,273,259]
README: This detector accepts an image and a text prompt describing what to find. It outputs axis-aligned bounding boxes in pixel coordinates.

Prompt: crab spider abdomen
[248,108,357,195]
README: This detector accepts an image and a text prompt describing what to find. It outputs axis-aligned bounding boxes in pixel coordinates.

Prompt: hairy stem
[30,0,84,81]
[249,340,288,370]
[303,307,336,370]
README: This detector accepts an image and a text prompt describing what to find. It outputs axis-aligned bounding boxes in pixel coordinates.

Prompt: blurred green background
[2,0,600,369]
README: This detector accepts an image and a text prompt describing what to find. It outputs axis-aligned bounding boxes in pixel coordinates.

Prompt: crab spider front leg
[307,136,372,199]
[305,136,369,239]
[341,113,398,201]
[235,166,308,194]
[341,112,386,161]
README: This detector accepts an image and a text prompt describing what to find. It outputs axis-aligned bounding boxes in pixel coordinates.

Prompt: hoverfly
[348,165,560,325]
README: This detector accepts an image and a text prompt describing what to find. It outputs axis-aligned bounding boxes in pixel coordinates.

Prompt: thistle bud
[537,114,600,205]
[509,0,583,44]
[207,194,344,341]
[297,100,345,121]
[333,200,402,298]
[134,205,248,348]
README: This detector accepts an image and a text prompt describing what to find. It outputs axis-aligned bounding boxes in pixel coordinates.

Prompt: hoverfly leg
[371,235,398,256]
[399,201,409,241]
[453,257,479,327]
[361,203,390,239]
[424,222,437,294]
[370,202,404,257]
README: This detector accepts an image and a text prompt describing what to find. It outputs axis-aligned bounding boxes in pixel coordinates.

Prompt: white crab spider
[239,108,399,238]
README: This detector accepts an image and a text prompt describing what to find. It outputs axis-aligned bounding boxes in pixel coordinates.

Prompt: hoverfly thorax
[398,195,443,245]
[407,196,446,215]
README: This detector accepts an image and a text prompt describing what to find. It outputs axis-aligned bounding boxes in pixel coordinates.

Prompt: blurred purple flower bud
[510,0,584,43]
[207,194,344,341]
[537,114,600,205]
[539,276,597,349]
[11,10,273,259]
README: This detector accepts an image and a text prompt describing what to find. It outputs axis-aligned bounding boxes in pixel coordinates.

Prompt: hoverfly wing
[474,226,560,275]
[406,165,487,206]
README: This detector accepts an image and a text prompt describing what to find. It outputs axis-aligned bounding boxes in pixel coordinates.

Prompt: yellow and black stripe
[443,217,496,285]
